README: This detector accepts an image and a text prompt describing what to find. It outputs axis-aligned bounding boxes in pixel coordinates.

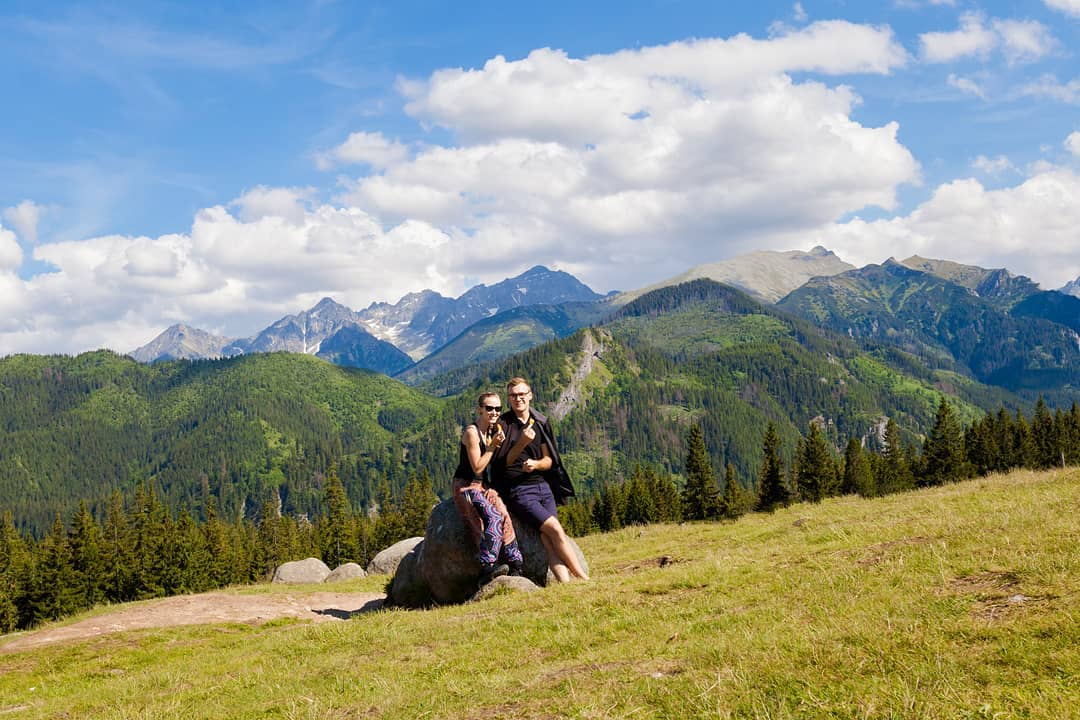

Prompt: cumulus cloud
[919,13,997,63]
[0,21,927,355]
[920,14,1055,65]
[0,225,23,271]
[991,19,1056,65]
[1043,0,1080,17]
[2,200,44,245]
[231,186,314,225]
[805,163,1080,287]
[316,131,409,170]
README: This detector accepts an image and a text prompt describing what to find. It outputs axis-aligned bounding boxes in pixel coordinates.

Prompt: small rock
[272,557,331,584]
[325,563,367,583]
[471,575,541,602]
[367,537,424,575]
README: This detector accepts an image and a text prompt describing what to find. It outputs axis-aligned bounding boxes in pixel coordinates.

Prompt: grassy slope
[2,468,1078,719]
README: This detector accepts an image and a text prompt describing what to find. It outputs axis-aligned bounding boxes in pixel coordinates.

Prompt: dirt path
[0,590,385,654]
[550,330,607,421]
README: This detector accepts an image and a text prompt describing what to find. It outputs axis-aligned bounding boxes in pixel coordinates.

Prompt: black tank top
[454,424,489,483]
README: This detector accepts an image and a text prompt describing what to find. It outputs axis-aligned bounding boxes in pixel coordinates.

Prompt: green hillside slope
[0,352,454,534]
[2,468,1076,719]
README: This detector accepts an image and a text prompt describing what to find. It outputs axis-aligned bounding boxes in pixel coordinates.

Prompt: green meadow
[2,468,1077,719]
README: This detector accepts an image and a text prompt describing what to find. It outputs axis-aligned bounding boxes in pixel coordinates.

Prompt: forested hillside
[0,351,460,535]
[0,278,1049,540]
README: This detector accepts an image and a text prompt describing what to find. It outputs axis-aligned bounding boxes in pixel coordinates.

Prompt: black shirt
[494,411,548,490]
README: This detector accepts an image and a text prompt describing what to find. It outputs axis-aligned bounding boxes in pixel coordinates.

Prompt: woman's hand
[489,425,505,450]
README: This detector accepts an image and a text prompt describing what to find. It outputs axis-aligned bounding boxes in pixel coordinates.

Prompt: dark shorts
[503,482,557,530]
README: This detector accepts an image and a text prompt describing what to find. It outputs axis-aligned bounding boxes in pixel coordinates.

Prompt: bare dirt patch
[0,590,385,654]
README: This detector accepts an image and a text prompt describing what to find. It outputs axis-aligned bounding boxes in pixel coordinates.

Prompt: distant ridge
[128,324,237,363]
[611,246,854,305]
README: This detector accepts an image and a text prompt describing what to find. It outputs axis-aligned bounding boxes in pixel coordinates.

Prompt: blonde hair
[477,391,499,407]
[505,377,531,393]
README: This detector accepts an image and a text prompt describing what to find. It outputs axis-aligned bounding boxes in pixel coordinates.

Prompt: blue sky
[1,0,1078,354]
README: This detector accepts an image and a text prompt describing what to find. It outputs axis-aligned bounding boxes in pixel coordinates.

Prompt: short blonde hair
[506,377,531,394]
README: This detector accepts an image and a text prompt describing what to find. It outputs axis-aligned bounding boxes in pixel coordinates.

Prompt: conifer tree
[1031,396,1057,470]
[796,422,835,503]
[623,467,658,526]
[646,467,682,523]
[719,463,748,520]
[0,512,30,632]
[921,397,966,486]
[321,466,356,568]
[681,424,720,520]
[875,418,914,495]
[757,422,792,512]
[101,490,135,603]
[1013,409,1035,469]
[33,515,82,622]
[842,437,874,497]
[401,472,438,539]
[68,501,105,608]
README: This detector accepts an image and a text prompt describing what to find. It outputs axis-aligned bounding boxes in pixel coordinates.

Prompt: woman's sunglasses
[482,405,502,412]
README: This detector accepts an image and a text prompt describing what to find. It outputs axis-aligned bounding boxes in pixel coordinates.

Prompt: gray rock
[325,562,367,582]
[387,498,588,607]
[385,542,430,608]
[471,575,541,602]
[366,536,424,575]
[272,557,331,584]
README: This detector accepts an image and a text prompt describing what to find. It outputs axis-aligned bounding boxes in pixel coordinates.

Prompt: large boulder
[272,557,331,584]
[325,562,367,583]
[367,537,424,575]
[385,541,430,608]
[388,498,588,607]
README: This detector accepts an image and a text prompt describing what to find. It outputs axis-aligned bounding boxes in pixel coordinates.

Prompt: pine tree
[321,466,356,568]
[101,490,135,603]
[876,418,914,495]
[623,467,658,526]
[719,463,748,520]
[1013,409,1035,469]
[68,501,105,608]
[681,424,720,520]
[1031,396,1057,470]
[921,397,966,486]
[842,437,874,497]
[400,472,437,539]
[32,515,82,622]
[0,512,30,632]
[796,422,835,503]
[757,422,792,512]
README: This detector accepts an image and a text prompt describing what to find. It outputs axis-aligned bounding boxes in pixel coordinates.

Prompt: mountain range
[130,265,603,373]
[8,246,1080,535]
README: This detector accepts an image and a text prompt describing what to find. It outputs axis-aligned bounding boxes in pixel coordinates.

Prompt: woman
[452,392,524,584]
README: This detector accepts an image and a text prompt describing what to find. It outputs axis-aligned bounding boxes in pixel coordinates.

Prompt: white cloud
[1021,74,1080,104]
[0,22,924,355]
[231,186,314,225]
[947,73,986,99]
[1066,132,1080,158]
[793,3,808,23]
[991,19,1056,65]
[1043,0,1080,18]
[919,13,997,63]
[0,225,23,271]
[806,164,1080,288]
[316,131,409,170]
[972,155,1016,175]
[2,200,44,245]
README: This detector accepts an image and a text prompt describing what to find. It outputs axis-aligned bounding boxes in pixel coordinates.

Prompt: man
[492,377,589,582]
